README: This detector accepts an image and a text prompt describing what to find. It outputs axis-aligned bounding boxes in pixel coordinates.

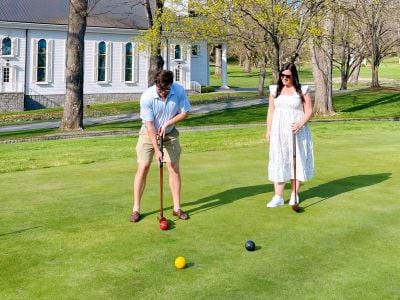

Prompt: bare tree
[347,0,400,87]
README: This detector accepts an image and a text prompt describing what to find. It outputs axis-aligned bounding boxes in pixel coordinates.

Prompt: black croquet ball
[245,240,256,251]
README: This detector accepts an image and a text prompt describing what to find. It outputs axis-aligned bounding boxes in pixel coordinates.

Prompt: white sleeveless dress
[268,85,314,182]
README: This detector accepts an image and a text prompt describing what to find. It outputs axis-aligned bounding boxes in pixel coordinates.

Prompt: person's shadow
[184,184,273,216]
[300,173,391,208]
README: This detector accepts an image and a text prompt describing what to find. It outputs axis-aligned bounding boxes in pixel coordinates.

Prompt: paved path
[0,98,267,133]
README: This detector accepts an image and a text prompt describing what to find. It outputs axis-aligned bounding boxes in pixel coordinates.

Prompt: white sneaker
[267,195,284,208]
[289,192,299,206]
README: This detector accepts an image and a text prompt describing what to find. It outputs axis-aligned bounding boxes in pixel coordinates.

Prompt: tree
[143,0,165,86]
[310,8,335,116]
[60,0,89,131]
[347,0,400,87]
[332,8,366,90]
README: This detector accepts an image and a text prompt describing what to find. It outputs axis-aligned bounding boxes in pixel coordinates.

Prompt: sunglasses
[281,74,292,79]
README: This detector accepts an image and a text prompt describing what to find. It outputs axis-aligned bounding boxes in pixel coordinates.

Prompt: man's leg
[166,162,181,211]
[133,163,151,213]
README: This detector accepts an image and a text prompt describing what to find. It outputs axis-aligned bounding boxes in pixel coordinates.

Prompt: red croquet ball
[160,220,169,230]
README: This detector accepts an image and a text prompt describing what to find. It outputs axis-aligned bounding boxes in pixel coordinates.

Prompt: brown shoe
[130,211,140,223]
[173,209,189,220]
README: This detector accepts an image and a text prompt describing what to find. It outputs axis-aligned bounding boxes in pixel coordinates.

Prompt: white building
[0,0,210,112]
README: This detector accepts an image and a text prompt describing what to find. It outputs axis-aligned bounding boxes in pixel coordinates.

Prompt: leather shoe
[130,211,140,223]
[173,209,189,220]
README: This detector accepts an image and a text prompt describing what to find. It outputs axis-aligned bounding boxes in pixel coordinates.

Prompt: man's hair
[155,70,174,90]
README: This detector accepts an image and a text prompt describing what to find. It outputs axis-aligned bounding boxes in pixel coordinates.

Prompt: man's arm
[159,111,189,137]
[145,120,163,164]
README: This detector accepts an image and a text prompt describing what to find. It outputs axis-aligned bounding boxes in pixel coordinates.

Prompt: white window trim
[121,42,138,83]
[171,44,187,62]
[94,41,112,84]
[32,38,54,84]
[0,37,18,58]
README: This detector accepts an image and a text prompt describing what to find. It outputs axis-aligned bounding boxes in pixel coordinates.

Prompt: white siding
[84,32,148,94]
[0,28,26,92]
[190,42,209,86]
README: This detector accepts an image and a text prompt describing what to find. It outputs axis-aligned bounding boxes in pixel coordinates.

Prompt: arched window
[37,39,47,82]
[125,43,133,82]
[98,41,107,82]
[1,37,11,56]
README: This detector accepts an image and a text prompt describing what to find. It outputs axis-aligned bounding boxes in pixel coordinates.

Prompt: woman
[266,63,314,208]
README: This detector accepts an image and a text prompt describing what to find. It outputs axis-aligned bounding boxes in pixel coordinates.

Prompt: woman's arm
[292,92,313,134]
[266,95,275,143]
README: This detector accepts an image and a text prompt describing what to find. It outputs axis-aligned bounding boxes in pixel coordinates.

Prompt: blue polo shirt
[140,83,191,134]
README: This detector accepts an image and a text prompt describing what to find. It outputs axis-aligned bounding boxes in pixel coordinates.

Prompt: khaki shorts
[136,127,181,164]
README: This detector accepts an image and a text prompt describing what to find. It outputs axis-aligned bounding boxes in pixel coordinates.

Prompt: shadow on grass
[142,184,271,220]
[0,226,43,238]
[341,93,400,112]
[301,173,391,209]
[185,184,272,216]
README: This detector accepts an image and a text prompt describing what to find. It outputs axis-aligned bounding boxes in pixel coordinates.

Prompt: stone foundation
[0,93,24,112]
[24,93,141,110]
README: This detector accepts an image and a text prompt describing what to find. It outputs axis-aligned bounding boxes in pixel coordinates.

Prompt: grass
[1,121,400,299]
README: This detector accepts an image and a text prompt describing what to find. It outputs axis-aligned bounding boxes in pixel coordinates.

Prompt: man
[130,70,191,223]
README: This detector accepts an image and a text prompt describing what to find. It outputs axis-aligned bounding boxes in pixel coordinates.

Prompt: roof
[0,0,151,30]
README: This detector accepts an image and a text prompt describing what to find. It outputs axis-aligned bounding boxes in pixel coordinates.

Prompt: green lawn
[1,121,400,299]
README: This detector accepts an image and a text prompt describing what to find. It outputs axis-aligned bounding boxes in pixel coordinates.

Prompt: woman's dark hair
[155,70,174,90]
[276,63,304,102]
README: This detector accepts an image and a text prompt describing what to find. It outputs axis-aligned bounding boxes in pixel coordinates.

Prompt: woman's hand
[291,122,304,134]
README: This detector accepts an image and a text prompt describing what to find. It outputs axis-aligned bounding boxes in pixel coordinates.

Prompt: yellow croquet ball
[174,256,186,269]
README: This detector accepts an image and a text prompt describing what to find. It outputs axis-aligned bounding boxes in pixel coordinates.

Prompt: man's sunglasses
[157,86,171,95]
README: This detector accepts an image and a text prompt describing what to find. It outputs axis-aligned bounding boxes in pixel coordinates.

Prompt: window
[121,42,137,83]
[3,66,10,83]
[32,39,53,83]
[1,37,11,56]
[98,41,106,81]
[94,41,112,83]
[0,37,18,57]
[174,66,181,82]
[37,39,46,82]
[191,45,200,56]
[174,45,182,60]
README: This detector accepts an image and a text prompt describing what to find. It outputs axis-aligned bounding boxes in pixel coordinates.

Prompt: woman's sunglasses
[281,74,292,79]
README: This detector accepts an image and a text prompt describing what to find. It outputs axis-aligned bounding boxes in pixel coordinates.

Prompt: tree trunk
[244,50,251,73]
[145,0,164,86]
[310,17,335,116]
[349,62,361,84]
[257,56,267,97]
[60,0,87,131]
[215,45,222,77]
[148,54,164,86]
[271,40,280,84]
[371,63,380,87]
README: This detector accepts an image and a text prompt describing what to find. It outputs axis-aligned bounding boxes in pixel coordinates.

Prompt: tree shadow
[0,226,42,238]
[341,93,400,112]
[300,173,391,209]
